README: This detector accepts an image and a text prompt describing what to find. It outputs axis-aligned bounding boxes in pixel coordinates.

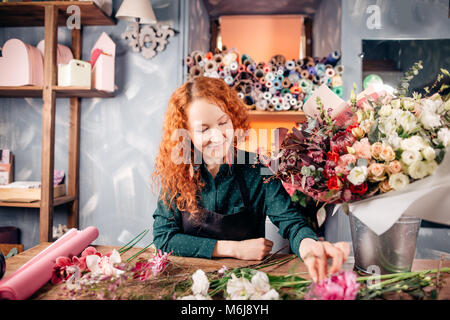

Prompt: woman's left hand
[299,238,350,283]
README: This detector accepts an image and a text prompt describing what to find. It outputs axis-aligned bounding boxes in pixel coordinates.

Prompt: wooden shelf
[0,86,115,98]
[0,195,76,208]
[0,1,115,27]
[248,110,307,123]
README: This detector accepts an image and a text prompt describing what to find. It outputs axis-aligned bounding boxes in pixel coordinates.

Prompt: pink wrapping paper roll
[0,226,99,300]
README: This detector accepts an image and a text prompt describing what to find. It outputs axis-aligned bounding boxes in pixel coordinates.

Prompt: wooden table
[3,243,450,300]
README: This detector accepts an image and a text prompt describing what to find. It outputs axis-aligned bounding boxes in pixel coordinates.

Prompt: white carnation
[420,107,441,130]
[389,173,410,190]
[401,136,427,151]
[401,150,422,166]
[397,110,418,133]
[347,166,368,186]
[408,161,429,180]
[191,269,210,296]
[401,98,415,111]
[426,160,438,175]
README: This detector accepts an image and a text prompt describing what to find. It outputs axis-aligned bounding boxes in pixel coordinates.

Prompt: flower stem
[119,229,149,254]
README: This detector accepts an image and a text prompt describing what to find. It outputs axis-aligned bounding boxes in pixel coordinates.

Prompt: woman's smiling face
[186,98,234,165]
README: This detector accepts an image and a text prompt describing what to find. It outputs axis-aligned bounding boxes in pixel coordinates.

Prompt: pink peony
[305,270,360,300]
[352,138,372,160]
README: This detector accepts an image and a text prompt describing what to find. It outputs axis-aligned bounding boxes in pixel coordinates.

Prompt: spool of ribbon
[325,67,335,78]
[185,56,194,67]
[325,50,341,66]
[224,75,234,86]
[285,60,296,70]
[281,78,291,88]
[300,69,310,79]
[332,86,344,98]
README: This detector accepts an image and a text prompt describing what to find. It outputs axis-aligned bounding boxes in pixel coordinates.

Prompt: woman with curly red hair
[151,76,350,283]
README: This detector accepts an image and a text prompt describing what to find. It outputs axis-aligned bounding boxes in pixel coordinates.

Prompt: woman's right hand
[234,238,274,260]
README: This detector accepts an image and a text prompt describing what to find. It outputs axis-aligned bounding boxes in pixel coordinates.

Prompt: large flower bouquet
[258,62,450,229]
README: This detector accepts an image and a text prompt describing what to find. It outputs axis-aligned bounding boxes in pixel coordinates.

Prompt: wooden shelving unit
[0,1,116,242]
[248,110,307,123]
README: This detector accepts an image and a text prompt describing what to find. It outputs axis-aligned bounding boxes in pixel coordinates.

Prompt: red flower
[345,122,359,134]
[330,131,356,155]
[349,182,368,195]
[326,151,339,164]
[327,176,343,191]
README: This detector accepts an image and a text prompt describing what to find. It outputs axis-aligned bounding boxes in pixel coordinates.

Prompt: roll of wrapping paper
[267,103,275,111]
[265,72,275,82]
[271,65,277,73]
[263,64,271,73]
[285,60,296,70]
[265,81,273,88]
[0,226,99,300]
[213,54,223,65]
[300,69,310,79]
[332,74,343,87]
[205,60,217,73]
[282,103,291,111]
[325,50,341,66]
[281,78,291,88]
[253,82,262,91]
[273,80,282,90]
[296,58,304,67]
[281,88,290,96]
[255,69,264,78]
[289,98,297,106]
[230,61,239,74]
[259,77,266,85]
[263,91,272,100]
[205,52,214,60]
[274,104,283,111]
[224,75,234,86]
[190,65,203,77]
[284,92,292,100]
[290,86,302,94]
[325,67,335,78]
[332,85,344,98]
[247,64,256,73]
[185,56,194,67]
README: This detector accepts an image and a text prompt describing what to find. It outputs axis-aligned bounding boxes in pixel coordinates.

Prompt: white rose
[422,97,444,114]
[347,166,368,186]
[379,104,392,117]
[437,127,450,147]
[421,146,436,161]
[389,173,410,190]
[426,160,438,175]
[383,132,402,150]
[401,150,422,166]
[401,136,426,151]
[408,161,429,180]
[251,271,271,293]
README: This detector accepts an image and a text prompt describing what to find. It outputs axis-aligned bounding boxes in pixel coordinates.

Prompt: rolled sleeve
[263,176,318,258]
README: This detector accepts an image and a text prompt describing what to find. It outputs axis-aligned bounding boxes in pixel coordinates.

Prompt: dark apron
[180,165,264,241]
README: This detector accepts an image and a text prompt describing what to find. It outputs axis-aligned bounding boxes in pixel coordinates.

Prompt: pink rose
[352,138,372,160]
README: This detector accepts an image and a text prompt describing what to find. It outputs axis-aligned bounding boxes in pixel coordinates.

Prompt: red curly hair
[151,76,250,216]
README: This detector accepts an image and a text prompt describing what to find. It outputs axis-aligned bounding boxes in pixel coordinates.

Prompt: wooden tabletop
[3,242,450,300]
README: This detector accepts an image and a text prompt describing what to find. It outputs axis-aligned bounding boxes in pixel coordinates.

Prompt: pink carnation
[305,270,360,300]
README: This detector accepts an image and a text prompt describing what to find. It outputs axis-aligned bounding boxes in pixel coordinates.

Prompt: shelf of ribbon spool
[0,86,115,98]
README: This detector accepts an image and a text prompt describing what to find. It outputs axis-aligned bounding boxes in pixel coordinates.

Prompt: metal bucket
[349,214,421,274]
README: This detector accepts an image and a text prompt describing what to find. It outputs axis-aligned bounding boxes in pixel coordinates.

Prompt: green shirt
[152,150,318,259]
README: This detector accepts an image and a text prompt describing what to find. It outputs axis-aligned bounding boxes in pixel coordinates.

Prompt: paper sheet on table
[0,226,99,300]
[333,151,450,235]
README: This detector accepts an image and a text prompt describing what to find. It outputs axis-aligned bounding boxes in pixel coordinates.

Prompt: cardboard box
[0,184,66,202]
[0,151,14,186]
[58,59,91,87]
